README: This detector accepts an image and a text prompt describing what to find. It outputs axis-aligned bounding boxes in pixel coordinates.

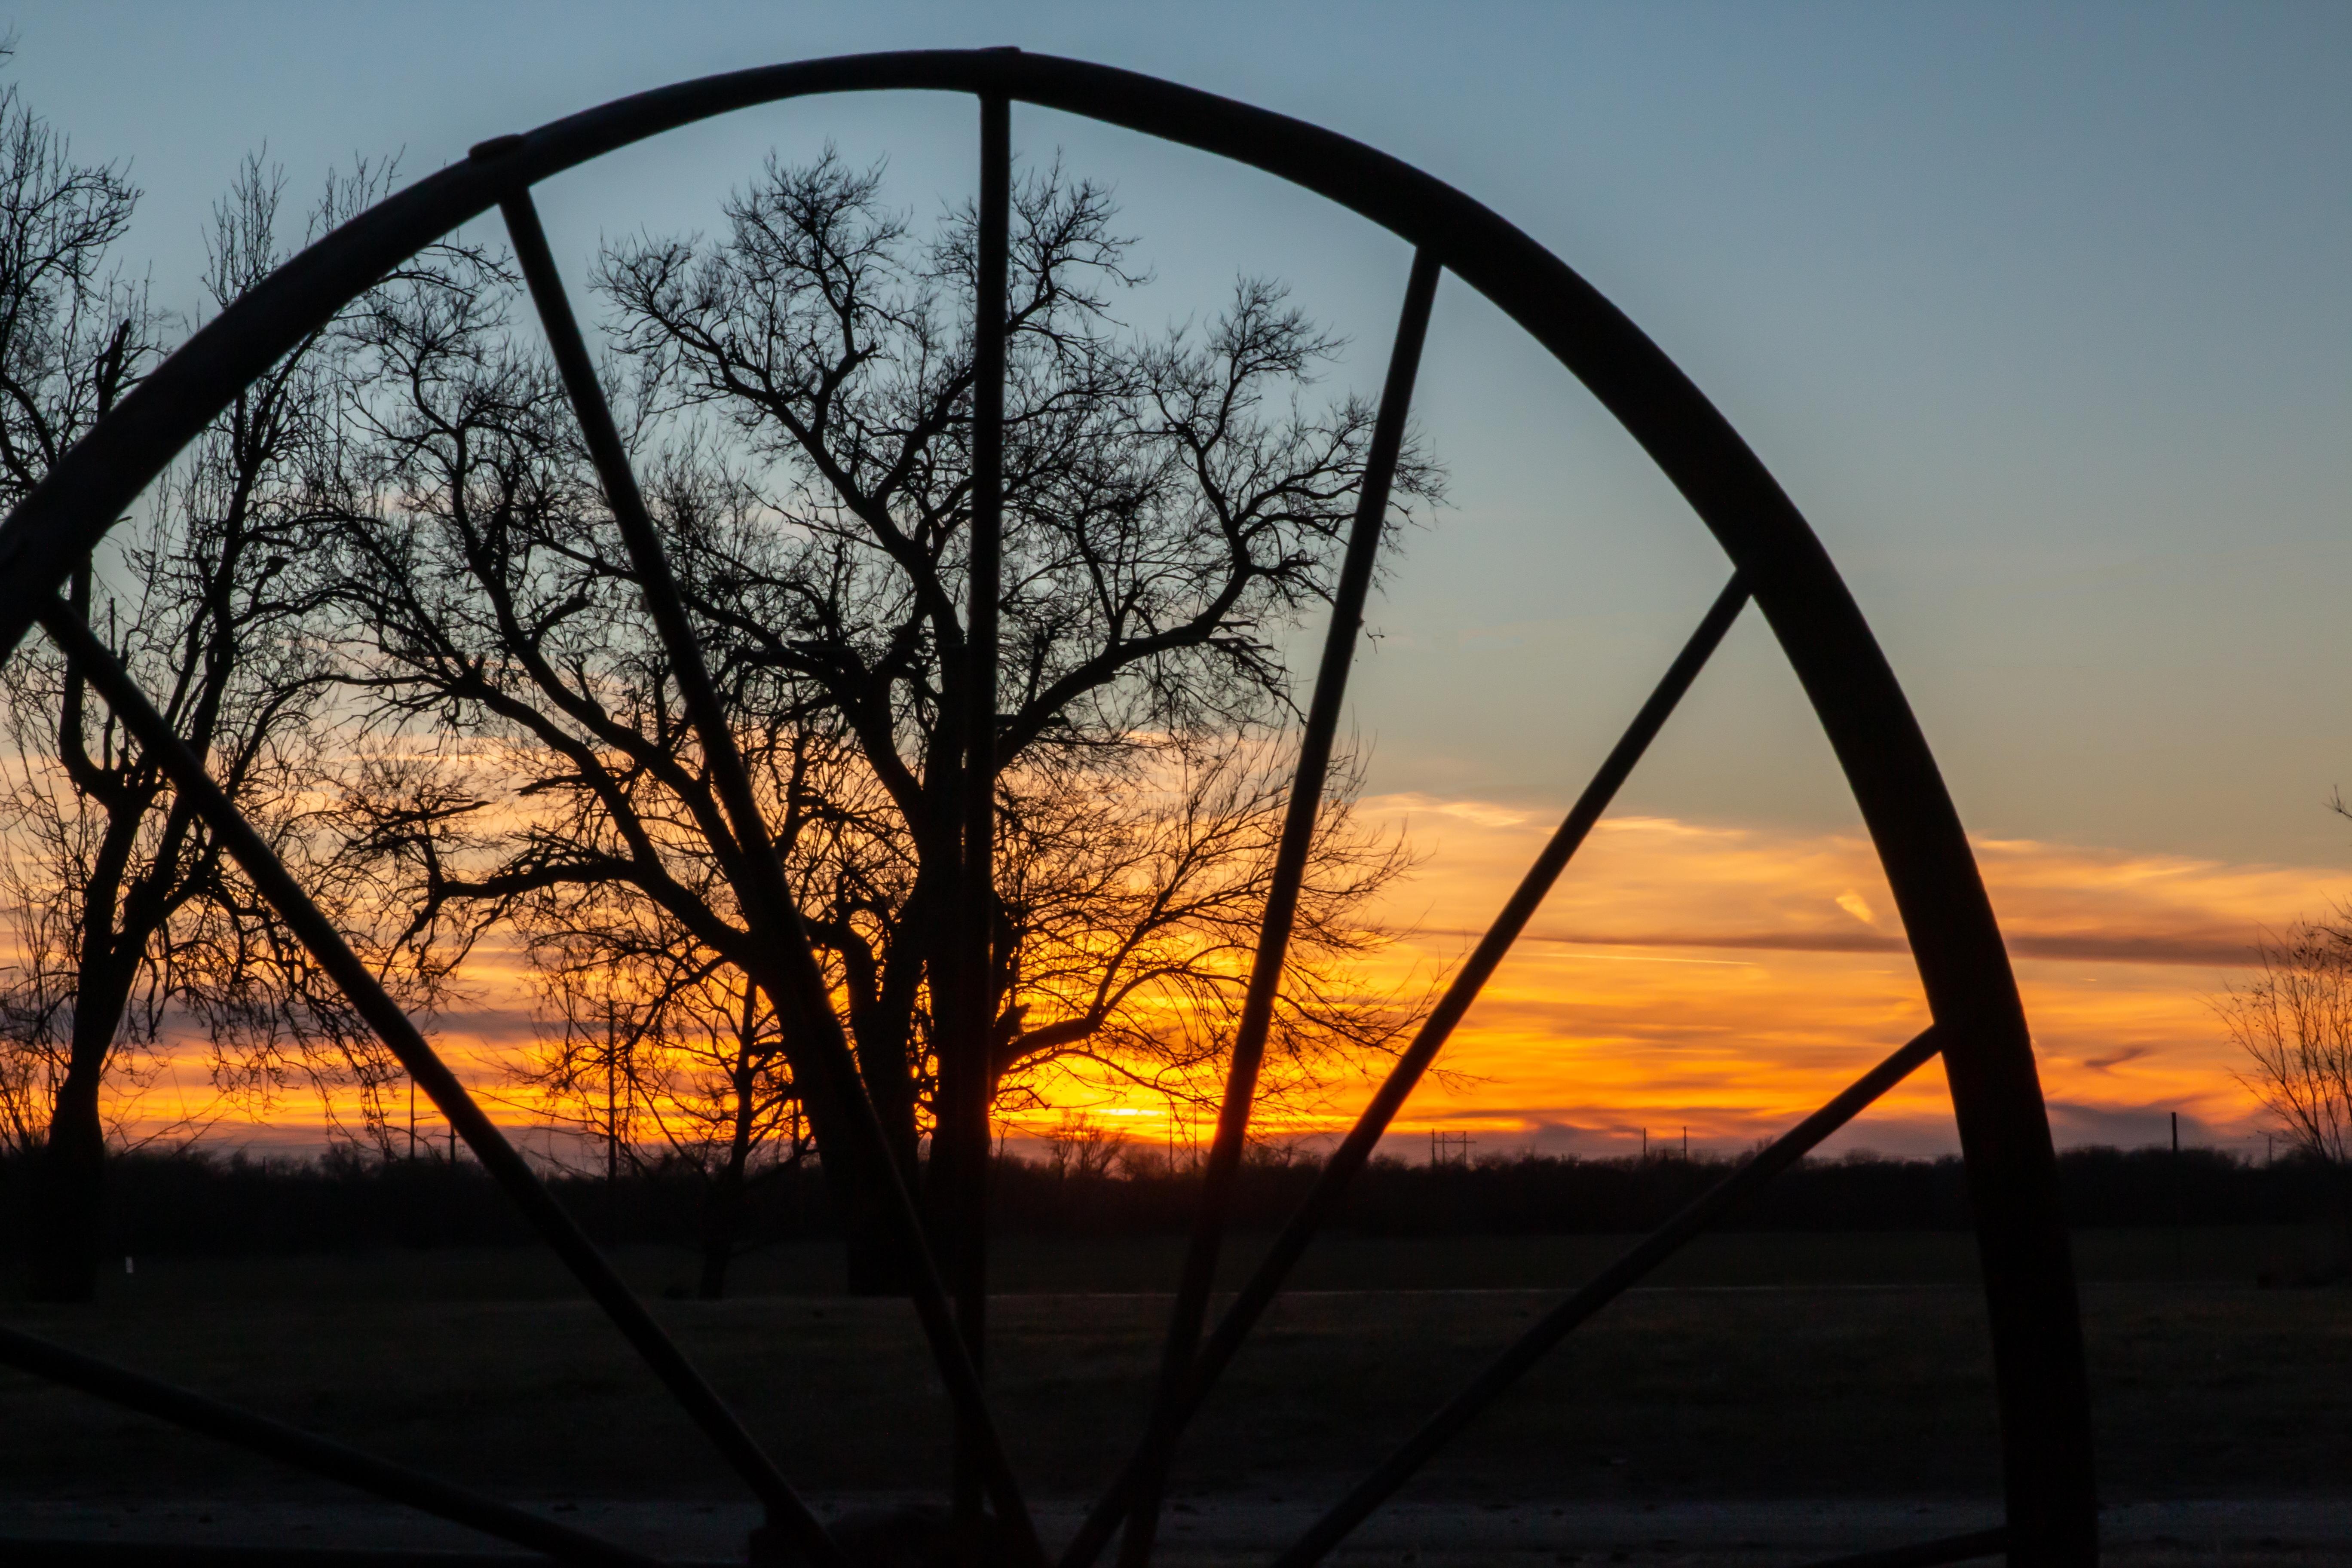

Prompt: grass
[1,1229,2344,1511]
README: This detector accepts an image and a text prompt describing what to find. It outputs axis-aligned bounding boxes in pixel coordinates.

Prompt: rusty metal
[0,48,2095,1568]
[1058,570,1751,1568]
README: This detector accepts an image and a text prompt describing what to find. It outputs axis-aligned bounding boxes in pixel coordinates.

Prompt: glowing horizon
[80,796,2329,1166]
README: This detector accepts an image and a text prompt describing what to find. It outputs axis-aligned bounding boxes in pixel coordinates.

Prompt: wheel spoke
[0,1325,661,1568]
[948,86,1012,1537]
[1060,572,1749,1568]
[33,600,837,1567]
[1115,247,1444,1568]
[496,187,1045,1568]
[1270,1025,1949,1568]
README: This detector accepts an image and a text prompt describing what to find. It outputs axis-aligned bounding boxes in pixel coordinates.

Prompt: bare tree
[0,153,423,1299]
[0,64,151,1181]
[2220,918,2352,1167]
[522,917,812,1299]
[0,68,147,510]
[1040,1111,1127,1181]
[318,150,1430,1291]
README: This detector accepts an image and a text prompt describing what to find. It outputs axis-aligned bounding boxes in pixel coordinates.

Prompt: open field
[22,1222,2339,1302]
[3,1233,2346,1562]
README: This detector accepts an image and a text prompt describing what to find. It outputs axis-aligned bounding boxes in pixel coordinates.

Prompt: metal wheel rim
[0,48,2097,1568]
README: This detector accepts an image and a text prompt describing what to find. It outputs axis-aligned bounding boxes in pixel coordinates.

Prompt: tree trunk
[790,1032,921,1298]
[24,956,132,1303]
[25,1081,104,1302]
[696,1046,761,1302]
[925,1028,989,1303]
[747,952,923,1295]
[836,1190,913,1295]
[840,1024,924,1298]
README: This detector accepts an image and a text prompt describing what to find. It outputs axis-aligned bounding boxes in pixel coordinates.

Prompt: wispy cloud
[1363,797,2335,969]
[1342,798,2342,1150]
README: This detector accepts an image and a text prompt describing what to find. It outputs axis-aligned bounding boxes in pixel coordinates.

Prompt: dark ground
[2,1231,2345,1562]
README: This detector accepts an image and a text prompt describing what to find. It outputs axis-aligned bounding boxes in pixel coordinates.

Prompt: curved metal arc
[0,46,2088,1559]
[0,1325,665,1568]
[32,602,841,1568]
[0,43,2020,1018]
[1057,572,1750,1568]
[0,40,2052,1177]
[1272,1024,1949,1568]
[0,41,2027,1057]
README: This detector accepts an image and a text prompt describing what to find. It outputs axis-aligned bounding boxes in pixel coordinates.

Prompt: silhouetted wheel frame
[0,51,2095,1568]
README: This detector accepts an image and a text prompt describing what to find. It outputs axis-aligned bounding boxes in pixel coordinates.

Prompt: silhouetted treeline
[0,1145,827,1260]
[1,1142,2339,1261]
[989,1144,2343,1237]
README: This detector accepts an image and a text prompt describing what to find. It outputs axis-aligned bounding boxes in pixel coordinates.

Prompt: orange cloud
[1313,799,2343,1156]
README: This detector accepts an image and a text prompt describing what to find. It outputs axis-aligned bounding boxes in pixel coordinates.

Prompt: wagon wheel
[0,49,2096,1568]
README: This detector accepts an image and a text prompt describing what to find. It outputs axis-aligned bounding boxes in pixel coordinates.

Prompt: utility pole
[1640,1127,1647,1161]
[407,1078,416,1161]
[2170,1109,2184,1281]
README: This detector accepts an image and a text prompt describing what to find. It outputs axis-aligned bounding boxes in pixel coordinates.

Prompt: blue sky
[14,0,2350,868]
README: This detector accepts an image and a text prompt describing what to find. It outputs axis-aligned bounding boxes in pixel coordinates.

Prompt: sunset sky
[18,2,2351,1161]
